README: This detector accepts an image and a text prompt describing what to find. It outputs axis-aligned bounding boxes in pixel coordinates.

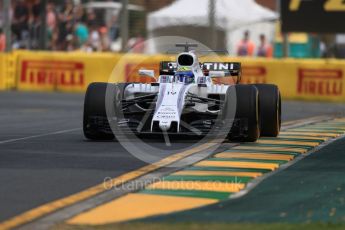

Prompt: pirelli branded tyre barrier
[2,51,345,102]
[0,53,17,90]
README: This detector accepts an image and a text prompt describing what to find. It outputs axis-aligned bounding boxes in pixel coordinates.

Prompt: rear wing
[202,62,241,77]
[159,61,241,77]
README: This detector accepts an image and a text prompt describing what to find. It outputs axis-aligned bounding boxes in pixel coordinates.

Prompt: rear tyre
[223,85,260,142]
[83,82,115,140]
[253,84,281,137]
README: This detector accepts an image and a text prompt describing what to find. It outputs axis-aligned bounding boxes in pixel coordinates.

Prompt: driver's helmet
[175,70,195,84]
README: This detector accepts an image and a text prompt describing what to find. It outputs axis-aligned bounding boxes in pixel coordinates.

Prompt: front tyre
[83,82,115,140]
[223,85,260,142]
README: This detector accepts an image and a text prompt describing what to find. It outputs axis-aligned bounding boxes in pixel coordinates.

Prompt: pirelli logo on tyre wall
[241,66,266,84]
[20,60,84,90]
[297,69,343,96]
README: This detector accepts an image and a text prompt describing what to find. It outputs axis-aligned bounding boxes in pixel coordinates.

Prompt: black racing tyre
[83,82,115,140]
[223,85,260,142]
[252,84,281,137]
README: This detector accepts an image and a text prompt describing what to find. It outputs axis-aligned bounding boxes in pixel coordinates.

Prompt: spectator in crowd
[99,26,110,51]
[257,34,273,58]
[46,2,57,50]
[86,10,98,28]
[108,14,119,42]
[66,33,78,51]
[80,40,93,53]
[0,28,6,51]
[0,1,4,29]
[89,24,101,51]
[75,22,89,47]
[28,0,42,49]
[127,32,145,53]
[57,0,74,50]
[12,0,29,48]
[46,2,56,31]
[237,30,255,56]
[74,4,86,23]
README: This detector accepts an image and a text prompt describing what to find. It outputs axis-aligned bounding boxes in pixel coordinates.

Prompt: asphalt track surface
[0,91,345,223]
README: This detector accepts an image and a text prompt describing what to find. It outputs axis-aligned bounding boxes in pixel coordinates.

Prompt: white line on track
[0,128,81,145]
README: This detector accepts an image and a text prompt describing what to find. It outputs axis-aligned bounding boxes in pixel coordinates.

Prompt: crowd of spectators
[236,31,273,58]
[0,0,130,52]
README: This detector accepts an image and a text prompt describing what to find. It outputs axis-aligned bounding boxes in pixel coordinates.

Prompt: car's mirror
[139,69,155,79]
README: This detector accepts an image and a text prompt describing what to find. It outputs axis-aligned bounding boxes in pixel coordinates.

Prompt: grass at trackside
[54,222,345,230]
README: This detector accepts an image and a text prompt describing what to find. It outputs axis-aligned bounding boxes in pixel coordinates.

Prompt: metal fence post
[121,0,129,52]
[3,0,11,52]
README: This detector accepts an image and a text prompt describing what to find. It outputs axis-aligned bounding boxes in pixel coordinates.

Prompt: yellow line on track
[333,118,345,121]
[233,145,308,153]
[146,181,245,193]
[277,135,329,141]
[256,139,320,147]
[173,170,262,178]
[215,152,295,161]
[0,142,217,230]
[280,131,339,137]
[67,193,217,225]
[289,129,344,134]
[195,160,279,171]
[280,116,328,127]
[309,124,345,128]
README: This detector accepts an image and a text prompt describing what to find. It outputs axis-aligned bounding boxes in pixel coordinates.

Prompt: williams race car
[83,43,281,142]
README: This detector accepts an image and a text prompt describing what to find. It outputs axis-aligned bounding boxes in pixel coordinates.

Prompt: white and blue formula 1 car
[83,44,281,142]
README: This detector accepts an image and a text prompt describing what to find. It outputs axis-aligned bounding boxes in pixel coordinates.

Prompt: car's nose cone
[159,120,171,132]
